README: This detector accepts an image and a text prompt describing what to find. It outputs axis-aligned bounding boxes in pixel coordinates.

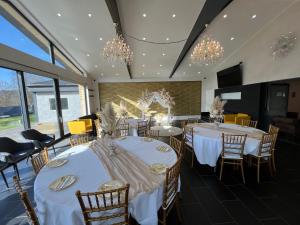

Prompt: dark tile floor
[1,139,300,225]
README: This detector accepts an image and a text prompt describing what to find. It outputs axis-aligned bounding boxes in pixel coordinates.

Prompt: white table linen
[190,123,264,167]
[34,136,177,225]
[150,125,182,137]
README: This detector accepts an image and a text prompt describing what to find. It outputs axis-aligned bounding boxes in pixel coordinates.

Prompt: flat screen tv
[217,63,242,88]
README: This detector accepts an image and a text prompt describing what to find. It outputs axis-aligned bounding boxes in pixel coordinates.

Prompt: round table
[189,123,265,167]
[150,125,182,137]
[34,136,177,225]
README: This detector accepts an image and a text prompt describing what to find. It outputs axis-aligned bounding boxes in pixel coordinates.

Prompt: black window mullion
[16,71,30,129]
[53,79,64,137]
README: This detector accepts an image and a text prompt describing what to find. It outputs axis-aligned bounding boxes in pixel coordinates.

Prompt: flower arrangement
[99,102,120,137]
[210,96,227,123]
[119,100,128,118]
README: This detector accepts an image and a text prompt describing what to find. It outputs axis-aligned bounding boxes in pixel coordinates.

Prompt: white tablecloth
[190,123,264,167]
[150,126,182,137]
[34,136,177,225]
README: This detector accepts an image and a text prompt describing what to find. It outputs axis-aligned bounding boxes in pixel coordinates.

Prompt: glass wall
[0,67,25,141]
[59,80,87,134]
[24,73,60,138]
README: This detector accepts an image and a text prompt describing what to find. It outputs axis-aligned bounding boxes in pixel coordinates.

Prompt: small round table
[150,125,182,137]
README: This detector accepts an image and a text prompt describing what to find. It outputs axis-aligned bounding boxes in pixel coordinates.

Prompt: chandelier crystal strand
[191,35,224,65]
[103,24,133,65]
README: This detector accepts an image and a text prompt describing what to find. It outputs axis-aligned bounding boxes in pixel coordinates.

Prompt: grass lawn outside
[0,114,36,131]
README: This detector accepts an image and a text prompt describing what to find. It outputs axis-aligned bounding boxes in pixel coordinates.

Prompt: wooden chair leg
[240,161,245,184]
[1,171,9,188]
[191,151,194,168]
[175,197,183,223]
[268,159,273,177]
[272,151,276,174]
[257,158,260,183]
[219,159,224,181]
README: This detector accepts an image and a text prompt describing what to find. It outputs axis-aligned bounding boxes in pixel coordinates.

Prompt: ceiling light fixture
[142,37,146,40]
[103,23,133,65]
[157,72,160,75]
[172,14,176,18]
[94,65,98,68]
[57,13,62,17]
[112,64,115,68]
[191,25,224,65]
[251,14,257,19]
[75,37,79,41]
[86,53,90,57]
[160,64,163,67]
[162,53,166,56]
[189,64,192,67]
[142,53,146,56]
[101,73,104,76]
[99,37,103,41]
[142,64,145,67]
[115,73,119,76]
[198,71,201,74]
[88,13,92,17]
[230,37,235,41]
[166,37,170,41]
[142,13,147,17]
[142,72,145,76]
[223,14,227,18]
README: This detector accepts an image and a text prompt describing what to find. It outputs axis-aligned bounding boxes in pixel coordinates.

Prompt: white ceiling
[11,0,299,82]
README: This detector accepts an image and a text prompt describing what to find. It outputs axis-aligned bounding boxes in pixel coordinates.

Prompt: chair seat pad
[222,154,243,160]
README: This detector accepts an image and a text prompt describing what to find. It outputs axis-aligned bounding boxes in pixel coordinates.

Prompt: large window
[59,80,87,134]
[24,73,61,138]
[0,67,25,141]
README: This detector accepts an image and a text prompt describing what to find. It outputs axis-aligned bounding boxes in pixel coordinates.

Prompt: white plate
[47,159,68,168]
[149,163,168,175]
[49,175,77,191]
[156,145,171,152]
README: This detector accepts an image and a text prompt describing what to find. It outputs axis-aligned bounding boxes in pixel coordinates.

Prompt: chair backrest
[31,148,49,175]
[20,191,40,225]
[70,134,90,147]
[13,175,23,194]
[170,136,183,157]
[137,121,148,136]
[0,137,34,154]
[221,134,247,158]
[183,126,194,146]
[268,124,279,150]
[162,156,182,210]
[94,119,102,137]
[258,134,275,157]
[180,120,187,128]
[118,123,129,137]
[241,119,258,128]
[146,129,159,139]
[21,129,48,141]
[76,184,130,225]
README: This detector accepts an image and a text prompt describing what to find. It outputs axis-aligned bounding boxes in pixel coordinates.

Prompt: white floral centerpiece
[119,100,128,119]
[99,102,120,137]
[210,96,227,128]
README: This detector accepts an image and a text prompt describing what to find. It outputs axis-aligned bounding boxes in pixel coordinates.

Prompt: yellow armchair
[223,114,237,124]
[67,119,93,135]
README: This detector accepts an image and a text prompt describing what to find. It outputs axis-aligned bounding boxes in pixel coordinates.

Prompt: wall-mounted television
[217,63,242,88]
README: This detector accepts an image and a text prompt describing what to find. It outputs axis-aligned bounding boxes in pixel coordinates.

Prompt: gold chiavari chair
[219,134,247,184]
[76,184,130,225]
[31,148,49,175]
[169,136,183,157]
[183,125,195,168]
[119,123,129,137]
[241,119,258,128]
[180,120,187,128]
[187,118,199,124]
[20,191,40,225]
[70,134,90,147]
[269,124,280,173]
[13,175,23,194]
[145,129,160,139]
[248,133,276,183]
[94,119,102,138]
[158,156,183,225]
[137,121,148,137]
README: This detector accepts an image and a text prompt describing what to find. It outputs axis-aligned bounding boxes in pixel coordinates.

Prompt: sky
[0,15,64,90]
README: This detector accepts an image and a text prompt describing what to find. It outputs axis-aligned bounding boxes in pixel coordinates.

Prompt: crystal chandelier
[103,24,133,65]
[191,35,224,65]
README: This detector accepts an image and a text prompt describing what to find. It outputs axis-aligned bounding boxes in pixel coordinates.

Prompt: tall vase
[103,133,117,156]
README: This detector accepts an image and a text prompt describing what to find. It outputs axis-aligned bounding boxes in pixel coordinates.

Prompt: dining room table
[150,125,183,137]
[187,123,266,167]
[34,136,177,225]
[125,118,147,136]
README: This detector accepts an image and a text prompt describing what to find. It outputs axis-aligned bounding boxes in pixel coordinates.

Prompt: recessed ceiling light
[160,64,163,67]
[183,71,186,74]
[205,63,209,66]
[230,37,235,41]
[197,71,201,74]
[172,14,176,18]
[101,73,104,76]
[94,65,98,68]
[189,64,192,67]
[86,53,90,57]
[142,13,147,17]
[166,37,170,41]
[142,37,146,40]
[142,64,145,67]
[57,13,62,17]
[115,73,119,76]
[223,14,227,18]
[142,72,145,76]
[75,37,79,41]
[251,14,257,19]
[157,72,160,75]
[99,37,103,41]
[142,53,146,56]
[162,53,166,56]
[88,13,92,17]
[112,65,115,68]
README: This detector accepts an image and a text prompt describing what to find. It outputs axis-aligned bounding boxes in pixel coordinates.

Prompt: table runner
[90,139,163,199]
[189,123,264,140]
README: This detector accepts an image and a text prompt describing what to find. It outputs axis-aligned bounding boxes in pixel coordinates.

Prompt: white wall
[202,2,300,111]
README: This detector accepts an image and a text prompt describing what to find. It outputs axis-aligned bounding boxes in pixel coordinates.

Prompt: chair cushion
[223,154,243,160]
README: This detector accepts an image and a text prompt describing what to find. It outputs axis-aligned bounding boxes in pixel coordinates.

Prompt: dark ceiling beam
[105,0,132,79]
[169,0,233,79]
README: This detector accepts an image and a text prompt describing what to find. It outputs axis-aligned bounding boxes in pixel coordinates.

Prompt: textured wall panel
[99,81,201,117]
